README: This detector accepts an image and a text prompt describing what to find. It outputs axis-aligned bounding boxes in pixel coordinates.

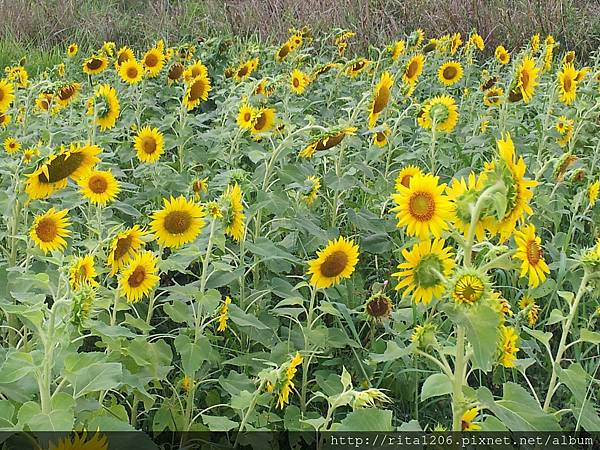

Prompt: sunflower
[299,126,357,158]
[222,183,245,241]
[394,165,423,191]
[403,54,425,85]
[290,68,310,94]
[206,201,223,219]
[368,71,393,128]
[469,33,485,51]
[448,268,489,305]
[184,60,210,82]
[0,79,15,112]
[22,146,39,163]
[55,82,81,108]
[483,87,504,107]
[4,137,20,154]
[495,46,510,65]
[515,56,539,103]
[518,294,540,327]
[499,325,519,368]
[69,255,99,290]
[307,236,359,289]
[589,180,600,207]
[48,432,108,450]
[167,63,185,84]
[107,225,146,275]
[393,239,455,305]
[83,55,108,75]
[437,61,463,86]
[276,352,303,409]
[25,143,101,199]
[558,63,578,105]
[216,296,232,332]
[134,126,165,163]
[142,47,165,77]
[461,408,481,431]
[390,40,406,60]
[119,251,160,303]
[0,113,11,127]
[417,95,459,133]
[115,46,135,68]
[192,178,209,198]
[30,208,71,254]
[514,224,550,288]
[531,34,540,52]
[373,123,391,147]
[302,175,321,205]
[275,41,294,63]
[118,59,144,84]
[345,59,371,78]
[450,33,462,54]
[67,43,78,57]
[78,170,120,205]
[150,196,206,248]
[34,93,53,114]
[183,75,212,111]
[251,108,276,134]
[446,172,489,241]
[236,104,257,130]
[365,291,393,320]
[88,84,120,130]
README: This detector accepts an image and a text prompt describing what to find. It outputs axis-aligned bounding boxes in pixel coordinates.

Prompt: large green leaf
[228,304,270,329]
[336,409,393,431]
[557,363,600,431]
[420,373,452,402]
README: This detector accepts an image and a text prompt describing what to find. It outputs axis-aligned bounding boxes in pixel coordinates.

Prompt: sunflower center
[320,250,349,278]
[408,191,435,221]
[117,52,130,65]
[243,112,251,122]
[145,53,158,67]
[443,66,458,80]
[88,174,108,193]
[238,66,248,77]
[169,64,183,80]
[126,66,139,79]
[461,420,469,431]
[254,112,267,130]
[526,240,542,264]
[373,87,390,114]
[278,45,290,59]
[141,136,157,154]
[163,211,192,235]
[38,151,85,183]
[406,61,418,78]
[376,132,386,142]
[114,235,133,261]
[414,254,444,288]
[317,132,345,151]
[520,70,530,88]
[293,77,300,88]
[36,218,58,242]
[189,79,206,101]
[563,76,572,92]
[366,295,392,318]
[58,85,76,101]
[87,58,103,70]
[127,266,147,288]
[0,90,4,101]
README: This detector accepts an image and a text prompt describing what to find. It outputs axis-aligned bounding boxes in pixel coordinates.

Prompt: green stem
[300,287,318,414]
[451,325,466,431]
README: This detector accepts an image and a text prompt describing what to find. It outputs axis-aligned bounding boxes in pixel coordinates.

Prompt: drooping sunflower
[55,82,81,108]
[30,208,71,254]
[25,143,101,199]
[275,41,294,63]
[368,71,393,128]
[417,95,459,133]
[119,251,161,303]
[0,79,15,112]
[217,296,232,332]
[393,238,455,305]
[82,55,108,75]
[142,47,165,77]
[78,170,120,205]
[134,126,165,163]
[518,294,540,327]
[222,183,245,241]
[461,408,481,431]
[391,173,452,239]
[276,352,303,409]
[499,325,519,368]
[69,255,99,290]
[67,43,78,57]
[394,165,423,192]
[495,45,510,65]
[115,46,135,69]
[514,224,550,288]
[290,68,310,94]
[403,54,425,85]
[469,33,485,51]
[446,172,490,241]
[107,225,146,275]
[236,104,257,130]
[345,58,371,78]
[307,236,359,289]
[515,56,539,103]
[437,61,463,86]
[183,75,212,111]
[299,126,357,158]
[4,137,20,154]
[150,196,206,248]
[87,84,120,130]
[118,59,144,84]
[483,87,504,107]
[250,108,276,134]
[557,62,578,105]
[372,123,391,147]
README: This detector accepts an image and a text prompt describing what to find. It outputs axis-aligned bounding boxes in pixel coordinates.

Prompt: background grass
[1,0,600,74]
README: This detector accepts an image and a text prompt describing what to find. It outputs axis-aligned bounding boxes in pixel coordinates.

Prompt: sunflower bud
[410,323,437,349]
[70,285,96,328]
[553,152,578,182]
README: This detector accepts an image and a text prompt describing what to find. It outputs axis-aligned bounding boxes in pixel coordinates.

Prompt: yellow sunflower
[119,251,160,303]
[48,432,108,450]
[589,180,600,207]
[417,95,459,133]
[115,46,135,69]
[299,127,357,158]
[0,79,15,112]
[483,87,504,107]
[531,34,540,52]
[495,45,510,65]
[83,55,108,75]
[290,68,310,94]
[184,60,209,82]
[372,123,391,147]
[150,196,206,248]
[368,71,393,128]
[142,47,165,77]
[275,41,294,63]
[403,54,425,85]
[67,43,78,57]
[514,224,550,288]
[183,75,212,111]
[302,176,321,205]
[448,268,489,305]
[437,61,463,86]
[4,137,20,154]
[134,126,165,163]
[345,59,371,78]
[251,108,276,135]
[107,225,147,275]
[78,170,120,205]
[515,56,539,103]
[222,183,245,241]
[461,408,481,431]
[390,40,406,60]
[118,59,144,84]
[237,104,257,130]
[446,172,490,241]
[55,82,81,108]
[69,255,99,290]
[25,143,101,199]
[499,325,519,368]
[558,62,578,105]
[30,208,71,254]
[391,173,452,239]
[393,238,455,305]
[394,165,423,192]
[307,236,359,289]
[0,112,11,127]
[469,33,485,51]
[518,294,540,327]
[87,84,120,130]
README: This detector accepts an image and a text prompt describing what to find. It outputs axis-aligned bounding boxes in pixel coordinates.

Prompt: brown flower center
[253,112,267,130]
[88,174,108,193]
[520,70,530,88]
[189,79,206,101]
[406,61,418,78]
[38,151,85,183]
[36,218,57,242]
[114,235,133,261]
[443,66,458,80]
[400,174,414,188]
[320,250,349,278]
[127,266,147,288]
[58,85,77,101]
[293,77,300,88]
[316,132,345,151]
[408,191,435,221]
[168,64,183,80]
[366,295,392,317]
[372,86,390,114]
[126,66,139,79]
[163,211,192,234]
[87,58,103,71]
[145,53,158,68]
[526,240,542,265]
[237,65,248,78]
[141,136,157,154]
[278,45,290,59]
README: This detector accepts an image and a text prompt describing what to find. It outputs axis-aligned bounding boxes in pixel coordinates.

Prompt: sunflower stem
[110,289,120,327]
[451,325,466,431]
[464,182,503,267]
[300,286,318,414]
[429,120,438,174]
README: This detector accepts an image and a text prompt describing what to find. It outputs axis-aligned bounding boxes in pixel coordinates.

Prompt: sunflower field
[0,27,600,442]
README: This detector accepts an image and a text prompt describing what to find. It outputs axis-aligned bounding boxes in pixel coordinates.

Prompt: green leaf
[337,409,393,431]
[557,363,600,431]
[28,409,74,431]
[420,373,452,401]
[228,304,269,329]
[547,308,567,325]
[523,327,552,346]
[0,351,36,384]
[0,400,15,429]
[127,337,173,378]
[174,334,216,374]
[580,329,600,344]
[340,367,352,390]
[64,362,122,399]
[201,415,238,431]
[370,341,410,362]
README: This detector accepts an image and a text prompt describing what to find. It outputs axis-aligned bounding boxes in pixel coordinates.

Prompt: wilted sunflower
[69,255,99,290]
[3,137,20,154]
[437,61,463,86]
[499,325,519,368]
[107,225,146,275]
[222,183,245,241]
[183,75,212,111]
[365,291,393,320]
[368,71,393,128]
[78,170,120,205]
[0,79,15,112]
[150,196,206,248]
[118,59,144,84]
[115,46,135,68]
[67,43,78,57]
[557,62,578,105]
[83,55,108,75]
[142,47,165,77]
[307,236,359,289]
[25,143,101,199]
[87,84,120,130]
[515,56,539,103]
[134,126,165,163]
[446,172,490,241]
[495,45,510,65]
[167,63,185,84]
[237,103,257,129]
[55,82,81,108]
[394,165,423,191]
[30,208,71,254]
[403,54,425,85]
[417,95,459,133]
[345,58,371,78]
[251,108,276,134]
[299,126,357,158]
[514,224,550,288]
[393,238,455,305]
[483,87,504,107]
[373,123,391,147]
[119,251,160,303]
[290,68,310,94]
